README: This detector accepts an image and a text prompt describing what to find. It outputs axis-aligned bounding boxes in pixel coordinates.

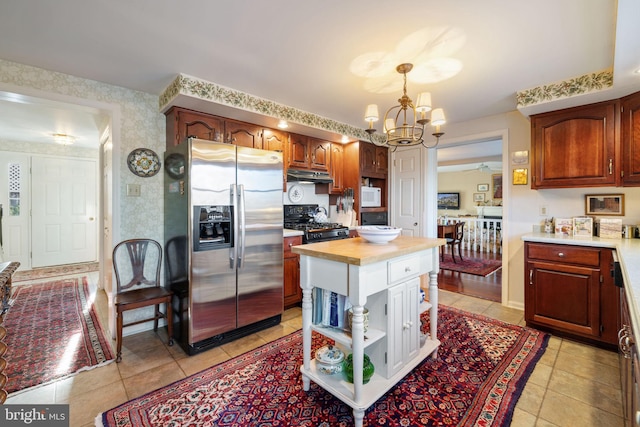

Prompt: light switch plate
[127,183,141,196]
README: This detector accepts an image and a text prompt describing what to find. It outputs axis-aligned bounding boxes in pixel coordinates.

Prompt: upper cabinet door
[329,143,344,194]
[166,107,224,147]
[263,128,287,153]
[288,134,309,169]
[225,119,263,149]
[308,138,330,172]
[531,101,618,189]
[621,91,640,186]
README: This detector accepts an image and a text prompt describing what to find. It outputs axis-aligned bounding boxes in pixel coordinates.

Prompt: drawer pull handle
[289,243,293,248]
[557,252,565,257]
[405,267,411,272]
[609,158,613,175]
[529,270,533,285]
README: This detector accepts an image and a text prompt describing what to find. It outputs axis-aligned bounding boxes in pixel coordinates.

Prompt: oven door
[361,211,388,226]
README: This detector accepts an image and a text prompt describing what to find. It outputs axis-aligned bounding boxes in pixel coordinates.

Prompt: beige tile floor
[6,274,624,427]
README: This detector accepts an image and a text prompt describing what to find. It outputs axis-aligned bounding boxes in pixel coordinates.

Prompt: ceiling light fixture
[277,120,289,129]
[364,63,445,149]
[52,133,76,145]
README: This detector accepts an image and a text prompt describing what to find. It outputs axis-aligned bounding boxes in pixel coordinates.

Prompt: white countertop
[284,229,304,238]
[523,232,640,350]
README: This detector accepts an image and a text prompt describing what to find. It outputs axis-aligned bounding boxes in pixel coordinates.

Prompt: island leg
[349,303,365,403]
[301,286,313,391]
[429,270,439,359]
[353,408,365,427]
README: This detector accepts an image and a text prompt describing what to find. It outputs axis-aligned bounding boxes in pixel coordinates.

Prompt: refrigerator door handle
[238,184,246,269]
[230,184,239,270]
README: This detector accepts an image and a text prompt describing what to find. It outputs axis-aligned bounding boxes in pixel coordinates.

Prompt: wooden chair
[440,221,465,263]
[113,239,173,363]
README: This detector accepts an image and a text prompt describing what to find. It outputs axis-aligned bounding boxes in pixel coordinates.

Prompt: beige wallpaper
[0,58,166,244]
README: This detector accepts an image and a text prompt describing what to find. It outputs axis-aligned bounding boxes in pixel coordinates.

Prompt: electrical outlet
[127,183,141,197]
[539,205,548,216]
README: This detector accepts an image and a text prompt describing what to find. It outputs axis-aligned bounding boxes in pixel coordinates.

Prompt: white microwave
[361,186,382,207]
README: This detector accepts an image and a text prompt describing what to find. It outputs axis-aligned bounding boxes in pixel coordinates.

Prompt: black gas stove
[284,204,349,243]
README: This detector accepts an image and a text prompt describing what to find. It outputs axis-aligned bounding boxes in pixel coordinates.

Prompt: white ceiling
[0,0,638,159]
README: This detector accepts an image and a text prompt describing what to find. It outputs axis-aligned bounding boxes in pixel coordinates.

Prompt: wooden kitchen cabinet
[225,119,263,149]
[524,242,619,347]
[165,107,224,148]
[618,284,639,426]
[360,143,388,177]
[531,101,618,189]
[288,134,330,172]
[621,91,640,186]
[283,235,302,308]
[263,128,288,153]
[328,143,344,194]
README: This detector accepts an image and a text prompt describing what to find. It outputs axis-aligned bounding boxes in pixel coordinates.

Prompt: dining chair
[441,221,465,263]
[113,238,173,362]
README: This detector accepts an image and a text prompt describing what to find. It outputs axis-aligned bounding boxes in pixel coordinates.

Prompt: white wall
[439,110,640,309]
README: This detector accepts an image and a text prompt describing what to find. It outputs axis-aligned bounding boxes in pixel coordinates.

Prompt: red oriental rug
[4,277,114,394]
[97,306,548,427]
[439,253,502,277]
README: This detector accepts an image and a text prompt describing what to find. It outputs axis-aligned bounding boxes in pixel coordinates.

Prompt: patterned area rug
[440,253,502,276]
[4,277,114,394]
[11,262,99,282]
[97,306,548,427]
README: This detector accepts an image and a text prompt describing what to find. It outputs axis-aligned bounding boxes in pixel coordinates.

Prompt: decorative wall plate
[127,148,161,177]
[288,185,304,203]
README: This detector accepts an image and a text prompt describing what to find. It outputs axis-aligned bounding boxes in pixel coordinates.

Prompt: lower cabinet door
[386,277,420,378]
[526,261,600,338]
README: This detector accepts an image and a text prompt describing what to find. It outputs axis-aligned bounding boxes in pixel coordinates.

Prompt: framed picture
[473,193,485,202]
[492,174,503,199]
[573,217,593,237]
[512,168,528,185]
[477,183,489,192]
[585,194,624,216]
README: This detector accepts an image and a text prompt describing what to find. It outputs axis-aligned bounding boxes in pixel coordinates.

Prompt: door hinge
[384,304,387,316]
[384,352,387,364]
[600,324,604,333]
[600,274,604,283]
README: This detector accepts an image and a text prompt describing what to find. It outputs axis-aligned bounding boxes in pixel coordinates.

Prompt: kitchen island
[292,235,445,427]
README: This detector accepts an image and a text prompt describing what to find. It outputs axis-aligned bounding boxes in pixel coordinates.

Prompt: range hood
[286,168,333,184]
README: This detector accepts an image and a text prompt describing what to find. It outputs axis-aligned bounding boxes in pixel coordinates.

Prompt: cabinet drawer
[388,255,421,284]
[284,236,302,255]
[526,243,600,267]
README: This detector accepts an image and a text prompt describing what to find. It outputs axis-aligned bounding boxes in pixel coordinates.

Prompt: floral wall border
[516,69,613,108]
[159,73,386,144]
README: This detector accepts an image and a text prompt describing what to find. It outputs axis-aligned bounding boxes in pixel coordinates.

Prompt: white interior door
[31,156,98,267]
[0,152,31,267]
[391,146,422,237]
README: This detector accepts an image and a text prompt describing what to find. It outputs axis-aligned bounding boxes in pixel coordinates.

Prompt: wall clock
[288,185,304,203]
[127,148,161,177]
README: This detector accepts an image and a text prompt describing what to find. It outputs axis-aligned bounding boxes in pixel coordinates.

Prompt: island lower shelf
[300,338,440,411]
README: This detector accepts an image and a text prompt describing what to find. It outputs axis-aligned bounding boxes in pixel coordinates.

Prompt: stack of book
[312,288,352,330]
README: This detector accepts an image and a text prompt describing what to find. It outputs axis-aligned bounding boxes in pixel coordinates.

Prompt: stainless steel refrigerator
[164,138,283,354]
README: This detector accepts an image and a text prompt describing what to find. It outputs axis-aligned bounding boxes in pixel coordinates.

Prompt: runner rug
[97,306,548,427]
[440,253,502,276]
[4,277,114,394]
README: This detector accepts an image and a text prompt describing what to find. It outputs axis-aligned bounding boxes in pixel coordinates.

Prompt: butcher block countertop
[291,236,445,266]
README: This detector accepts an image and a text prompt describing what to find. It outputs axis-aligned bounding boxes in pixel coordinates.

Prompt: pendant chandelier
[364,63,445,149]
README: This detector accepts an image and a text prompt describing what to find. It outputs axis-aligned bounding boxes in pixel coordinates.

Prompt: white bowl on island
[356,226,402,244]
